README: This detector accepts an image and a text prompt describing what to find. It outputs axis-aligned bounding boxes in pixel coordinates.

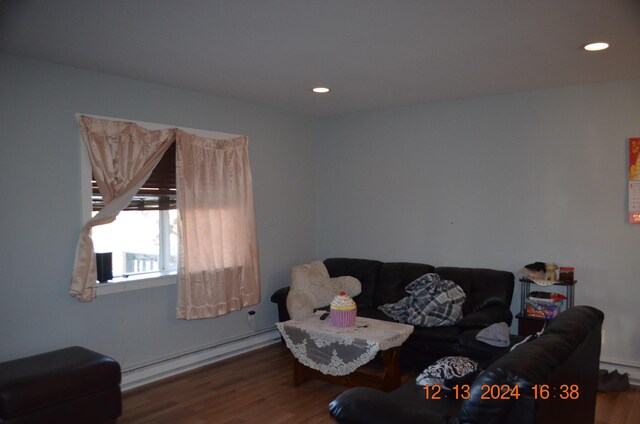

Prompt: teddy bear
[286,261,361,320]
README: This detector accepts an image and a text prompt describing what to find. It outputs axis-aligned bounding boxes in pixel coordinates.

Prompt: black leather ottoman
[0,346,121,424]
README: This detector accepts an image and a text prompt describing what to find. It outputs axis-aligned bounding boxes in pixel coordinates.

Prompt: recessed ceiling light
[583,42,609,52]
[312,87,331,93]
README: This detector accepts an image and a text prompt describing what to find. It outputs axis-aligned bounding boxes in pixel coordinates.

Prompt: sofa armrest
[270,286,291,322]
[270,286,290,304]
[328,388,455,424]
[458,303,513,329]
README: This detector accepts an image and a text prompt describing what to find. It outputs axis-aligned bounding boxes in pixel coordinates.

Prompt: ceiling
[1,0,639,117]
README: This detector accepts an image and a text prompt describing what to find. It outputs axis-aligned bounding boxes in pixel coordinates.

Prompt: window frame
[78,113,241,295]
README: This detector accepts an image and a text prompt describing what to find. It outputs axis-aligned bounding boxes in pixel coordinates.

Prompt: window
[77,114,249,299]
[91,143,178,279]
[92,209,178,277]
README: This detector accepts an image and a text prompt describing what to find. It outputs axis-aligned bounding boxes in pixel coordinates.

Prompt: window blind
[92,142,176,211]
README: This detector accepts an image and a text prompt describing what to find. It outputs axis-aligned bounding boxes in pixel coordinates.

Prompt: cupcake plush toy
[330,292,357,327]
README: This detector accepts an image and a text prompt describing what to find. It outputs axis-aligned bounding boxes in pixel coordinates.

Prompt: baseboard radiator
[121,327,280,391]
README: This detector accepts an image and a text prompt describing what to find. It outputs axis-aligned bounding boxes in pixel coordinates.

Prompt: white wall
[2,52,638,378]
[316,80,640,368]
[0,54,317,367]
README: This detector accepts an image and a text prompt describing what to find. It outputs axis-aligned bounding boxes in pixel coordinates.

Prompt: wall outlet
[247,310,256,330]
[601,329,605,344]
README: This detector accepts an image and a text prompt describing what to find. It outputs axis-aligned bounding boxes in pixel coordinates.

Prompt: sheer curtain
[70,116,175,301]
[175,130,260,319]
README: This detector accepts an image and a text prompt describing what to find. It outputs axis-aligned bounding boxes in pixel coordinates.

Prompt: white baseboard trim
[121,327,281,391]
[600,357,640,386]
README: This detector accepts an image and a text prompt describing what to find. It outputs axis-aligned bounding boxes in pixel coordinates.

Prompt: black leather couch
[329,305,604,424]
[271,258,515,370]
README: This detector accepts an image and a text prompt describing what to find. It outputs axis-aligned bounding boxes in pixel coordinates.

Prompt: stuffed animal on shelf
[545,263,559,281]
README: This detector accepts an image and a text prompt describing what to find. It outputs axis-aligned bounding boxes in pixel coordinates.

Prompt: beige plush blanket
[286,261,361,320]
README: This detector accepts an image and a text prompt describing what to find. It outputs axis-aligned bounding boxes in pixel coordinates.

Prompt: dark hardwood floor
[595,383,640,424]
[119,344,639,424]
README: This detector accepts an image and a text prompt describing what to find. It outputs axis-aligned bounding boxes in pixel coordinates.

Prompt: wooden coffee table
[276,312,414,392]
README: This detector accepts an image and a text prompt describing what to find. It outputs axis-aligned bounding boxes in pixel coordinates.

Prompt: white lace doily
[276,312,414,376]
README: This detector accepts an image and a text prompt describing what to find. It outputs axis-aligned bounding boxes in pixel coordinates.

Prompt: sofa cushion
[357,306,396,322]
[408,325,461,344]
[457,303,514,328]
[373,262,436,306]
[435,267,514,315]
[325,258,383,307]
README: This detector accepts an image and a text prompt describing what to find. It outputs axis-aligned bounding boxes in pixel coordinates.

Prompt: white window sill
[96,272,177,296]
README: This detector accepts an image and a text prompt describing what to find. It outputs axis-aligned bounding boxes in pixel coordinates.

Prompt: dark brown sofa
[271,257,515,371]
[329,305,604,424]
